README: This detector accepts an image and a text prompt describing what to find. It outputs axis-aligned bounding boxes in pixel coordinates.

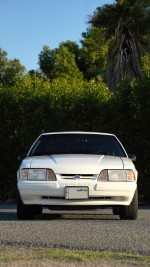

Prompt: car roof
[40,131,115,137]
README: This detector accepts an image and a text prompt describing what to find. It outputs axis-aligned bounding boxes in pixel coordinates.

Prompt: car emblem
[74,175,81,179]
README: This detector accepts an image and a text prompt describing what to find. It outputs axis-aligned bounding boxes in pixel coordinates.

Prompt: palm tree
[89,0,150,91]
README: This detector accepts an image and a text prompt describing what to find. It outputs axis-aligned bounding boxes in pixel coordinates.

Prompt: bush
[0,74,149,202]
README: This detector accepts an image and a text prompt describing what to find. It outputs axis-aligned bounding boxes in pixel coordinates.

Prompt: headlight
[28,169,46,180]
[108,170,126,181]
[98,170,135,182]
[19,168,56,181]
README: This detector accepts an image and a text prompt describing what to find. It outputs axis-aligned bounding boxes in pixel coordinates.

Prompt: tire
[119,188,138,220]
[17,191,36,220]
[34,206,43,215]
[112,206,120,215]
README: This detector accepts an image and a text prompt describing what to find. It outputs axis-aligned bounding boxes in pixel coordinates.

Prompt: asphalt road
[0,204,150,256]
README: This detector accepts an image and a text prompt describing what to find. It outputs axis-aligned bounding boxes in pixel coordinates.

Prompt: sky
[0,0,114,71]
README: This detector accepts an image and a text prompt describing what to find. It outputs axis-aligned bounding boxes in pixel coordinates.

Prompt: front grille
[59,174,97,180]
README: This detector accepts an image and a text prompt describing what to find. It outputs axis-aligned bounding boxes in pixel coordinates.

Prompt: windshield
[28,133,126,157]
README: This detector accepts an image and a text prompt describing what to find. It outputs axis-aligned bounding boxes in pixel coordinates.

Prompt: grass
[0,247,150,267]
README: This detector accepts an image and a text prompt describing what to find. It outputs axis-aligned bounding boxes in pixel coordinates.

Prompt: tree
[0,48,25,85]
[38,45,57,79]
[54,46,82,79]
[38,45,83,80]
[80,28,108,80]
[59,40,81,67]
[89,0,150,90]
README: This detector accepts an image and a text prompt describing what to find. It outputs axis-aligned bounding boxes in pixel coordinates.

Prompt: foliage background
[0,73,150,202]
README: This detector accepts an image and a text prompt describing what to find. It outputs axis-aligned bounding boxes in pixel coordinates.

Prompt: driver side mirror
[18,153,27,163]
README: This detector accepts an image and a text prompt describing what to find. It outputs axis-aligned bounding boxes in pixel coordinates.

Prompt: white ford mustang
[17,132,138,220]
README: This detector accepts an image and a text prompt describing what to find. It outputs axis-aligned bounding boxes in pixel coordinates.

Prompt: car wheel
[34,206,43,215]
[119,188,138,220]
[17,190,35,220]
[112,206,120,215]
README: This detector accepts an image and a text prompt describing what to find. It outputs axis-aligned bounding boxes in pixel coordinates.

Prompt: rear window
[28,133,126,157]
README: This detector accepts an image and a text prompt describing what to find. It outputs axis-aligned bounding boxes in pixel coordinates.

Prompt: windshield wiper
[32,151,71,156]
[92,151,111,156]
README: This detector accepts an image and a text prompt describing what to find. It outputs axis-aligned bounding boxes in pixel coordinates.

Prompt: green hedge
[0,74,149,202]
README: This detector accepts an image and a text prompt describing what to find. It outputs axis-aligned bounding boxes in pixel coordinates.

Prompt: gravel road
[0,204,150,256]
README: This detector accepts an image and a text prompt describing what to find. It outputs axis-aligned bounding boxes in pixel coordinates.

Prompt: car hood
[21,154,134,174]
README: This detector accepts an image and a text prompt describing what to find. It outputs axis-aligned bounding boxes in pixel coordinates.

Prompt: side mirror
[18,153,27,163]
[128,154,136,161]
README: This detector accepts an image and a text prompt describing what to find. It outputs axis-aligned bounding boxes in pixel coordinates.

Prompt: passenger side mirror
[128,154,136,161]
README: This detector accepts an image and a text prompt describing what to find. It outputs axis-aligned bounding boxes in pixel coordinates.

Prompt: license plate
[65,186,89,199]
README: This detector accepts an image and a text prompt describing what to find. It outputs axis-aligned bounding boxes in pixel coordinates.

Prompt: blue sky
[0,0,113,71]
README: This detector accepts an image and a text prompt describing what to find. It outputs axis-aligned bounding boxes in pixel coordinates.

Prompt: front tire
[112,206,120,215]
[17,191,37,220]
[119,188,138,220]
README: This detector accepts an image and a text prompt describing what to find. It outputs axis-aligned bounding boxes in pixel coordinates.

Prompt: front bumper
[17,179,137,206]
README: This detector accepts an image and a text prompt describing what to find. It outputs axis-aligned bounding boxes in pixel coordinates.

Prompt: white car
[17,132,138,220]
